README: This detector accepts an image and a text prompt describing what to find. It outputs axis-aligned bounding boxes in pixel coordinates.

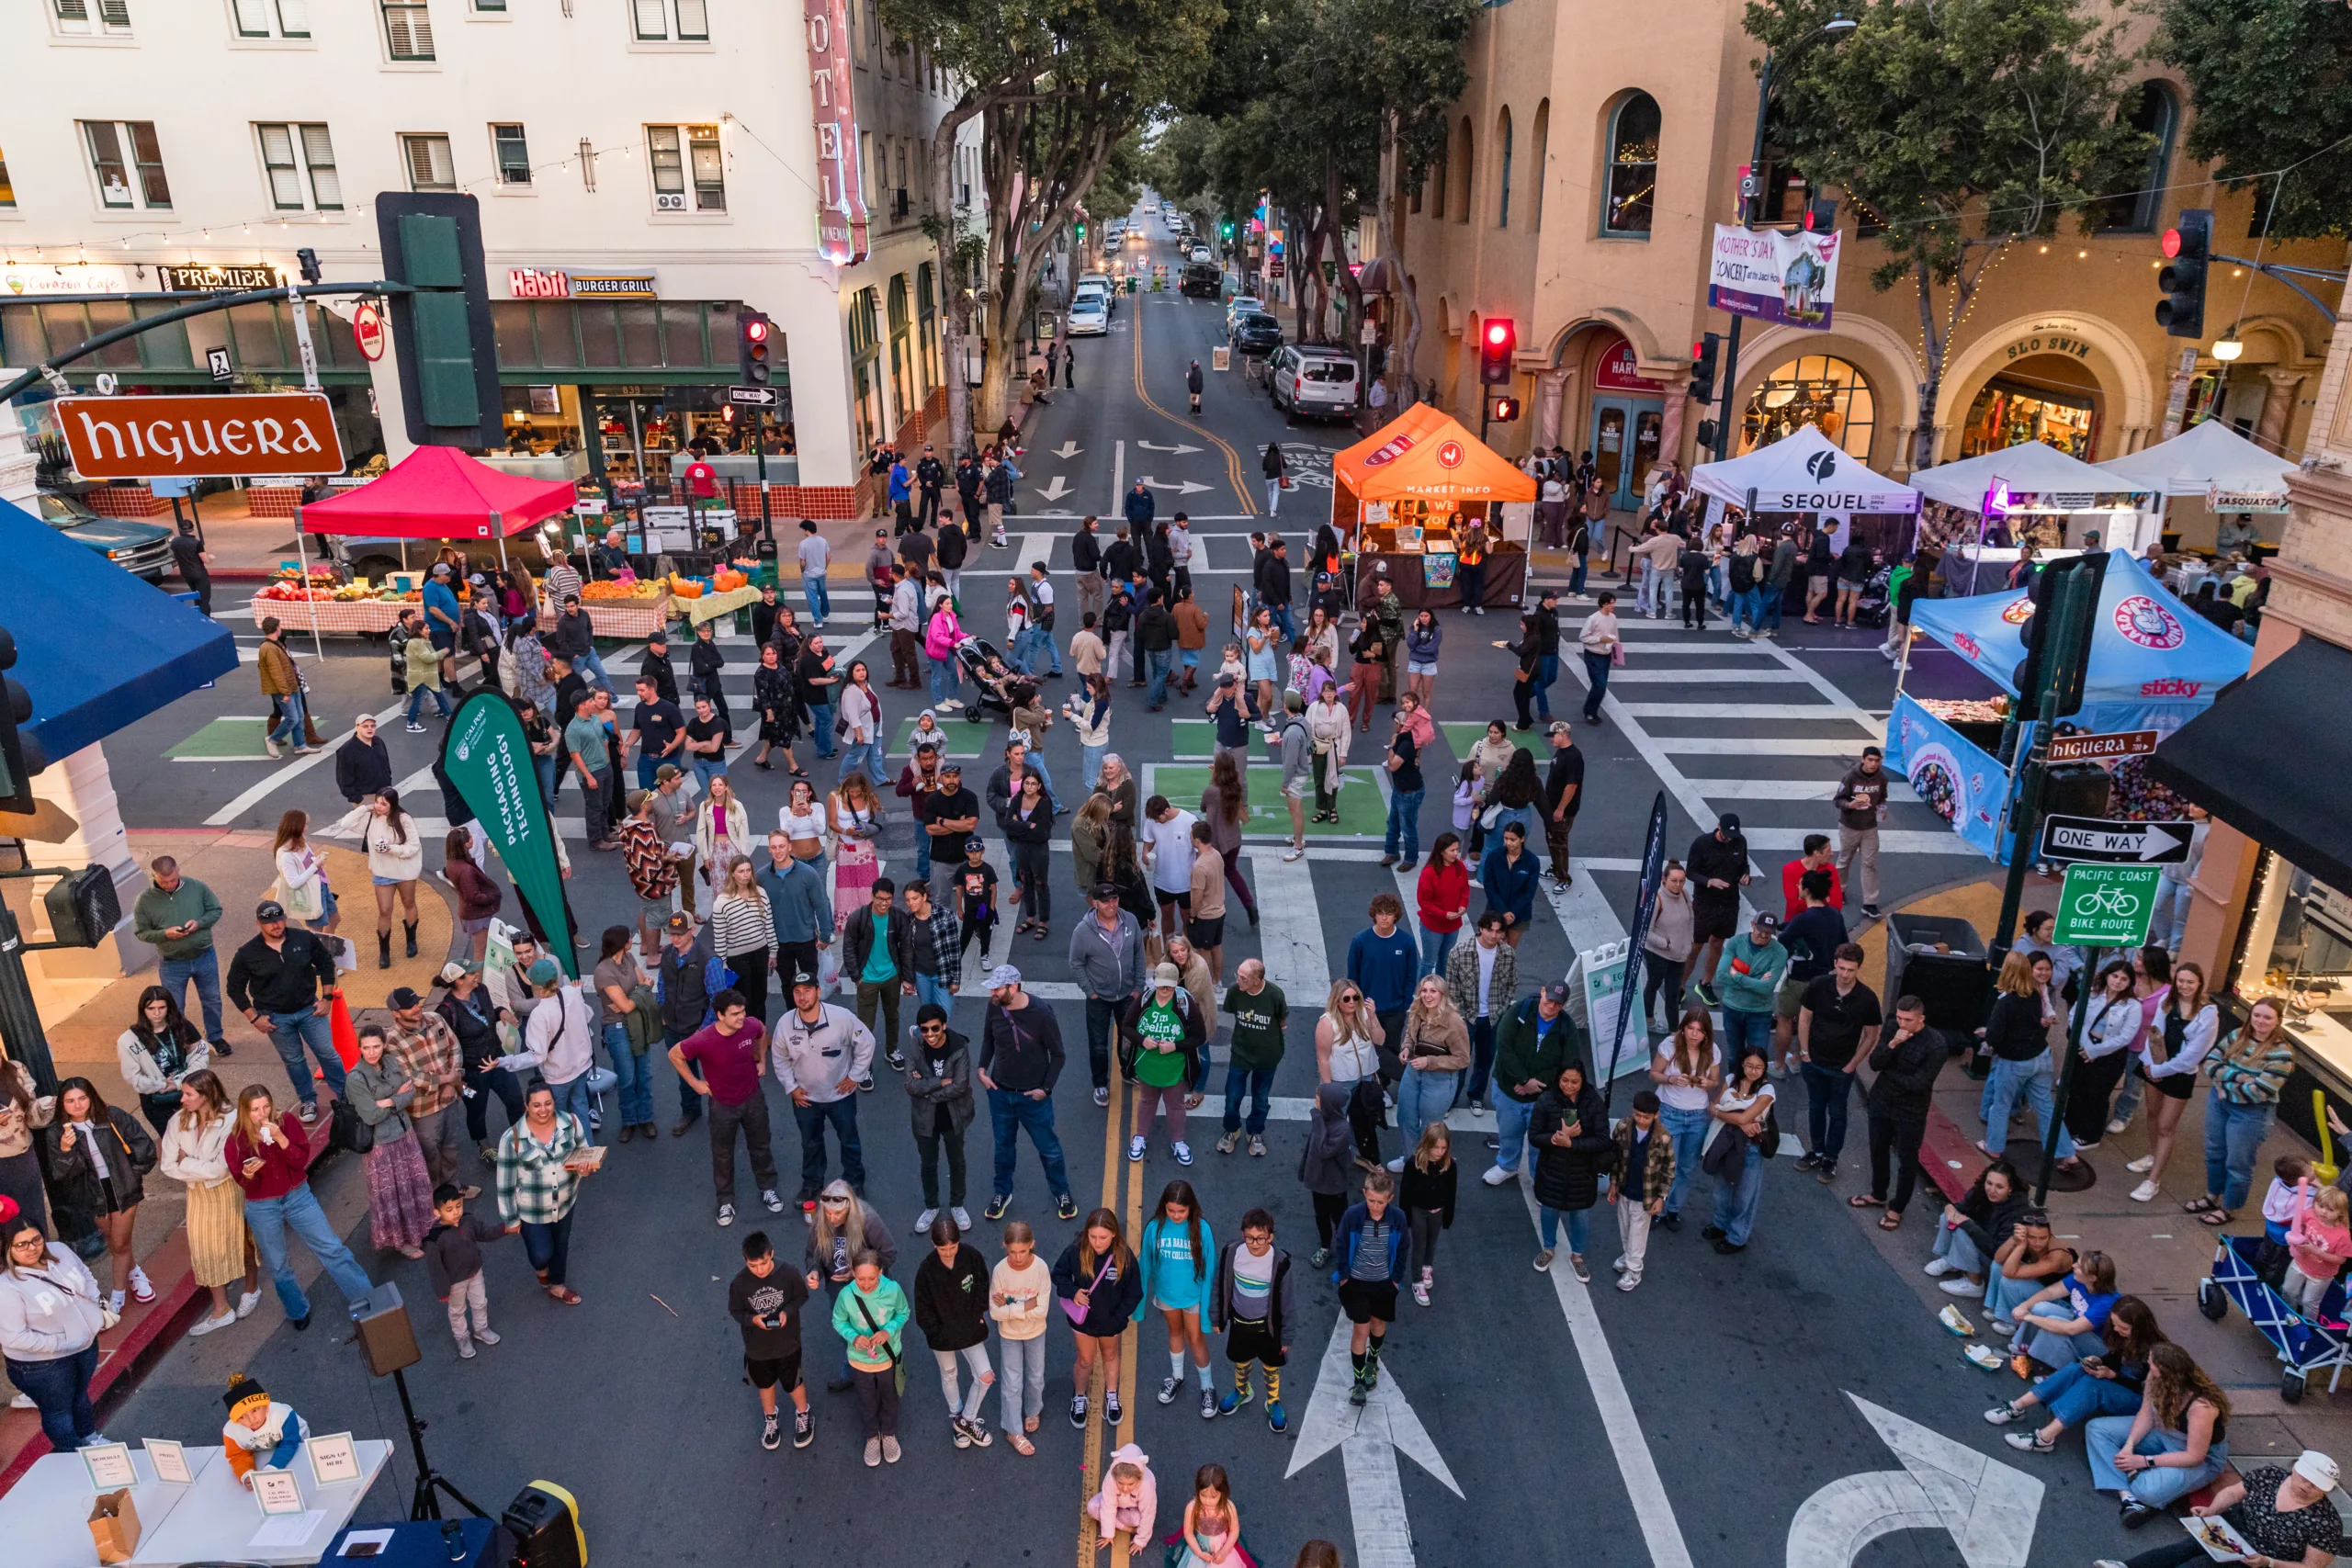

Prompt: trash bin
[1886,912,1992,1038]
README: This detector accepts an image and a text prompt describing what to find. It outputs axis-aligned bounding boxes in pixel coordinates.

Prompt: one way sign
[2039,815,2194,865]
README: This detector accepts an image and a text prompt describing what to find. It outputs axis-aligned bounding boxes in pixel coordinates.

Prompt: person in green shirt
[1124,964,1207,1167]
[563,689,618,851]
[1216,961,1285,1156]
[132,856,230,1055]
[831,1251,910,1467]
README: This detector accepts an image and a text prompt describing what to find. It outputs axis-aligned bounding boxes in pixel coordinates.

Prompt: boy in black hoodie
[729,1230,814,1452]
[1210,1207,1297,1432]
[424,1183,507,1360]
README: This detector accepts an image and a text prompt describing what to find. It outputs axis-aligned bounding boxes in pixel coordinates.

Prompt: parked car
[1076,274,1116,314]
[1229,311,1283,357]
[1180,262,1223,299]
[1225,295,1265,334]
[1068,296,1111,336]
[1190,247,1214,265]
[1270,345,1362,421]
[36,491,174,581]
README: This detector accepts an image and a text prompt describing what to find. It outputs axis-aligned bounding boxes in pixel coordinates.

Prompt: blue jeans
[1662,1104,1711,1215]
[2086,1418,2227,1507]
[604,1024,655,1128]
[929,655,959,706]
[2204,1091,2275,1211]
[662,1028,706,1125]
[1494,1093,1535,1174]
[2034,1362,2146,1429]
[1534,655,1555,720]
[1540,1204,1591,1253]
[268,688,309,748]
[1980,1052,2075,1159]
[690,755,727,791]
[1385,786,1424,862]
[1719,1005,1773,1064]
[2021,1300,2098,1367]
[534,751,558,805]
[575,648,612,692]
[1734,586,1769,633]
[159,947,226,1043]
[1711,1141,1764,1246]
[1984,1262,2044,1327]
[6,1343,100,1450]
[404,684,451,724]
[792,1094,865,1196]
[806,577,831,625]
[988,1088,1069,1200]
[520,1212,572,1288]
[1222,1064,1276,1135]
[1932,1221,1989,1274]
[1395,1066,1458,1144]
[546,1075,600,1141]
[1463,1016,1497,1105]
[1417,924,1458,981]
[245,1182,374,1322]
[913,973,954,1020]
[1082,744,1107,791]
[264,1008,346,1108]
[1581,650,1611,722]
[839,738,887,788]
[1035,627,1063,675]
[1147,648,1172,707]
[2145,878,2193,950]
[1801,1063,1856,1164]
[808,703,835,758]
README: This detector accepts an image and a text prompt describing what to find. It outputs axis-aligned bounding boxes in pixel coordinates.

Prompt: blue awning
[0,496,237,761]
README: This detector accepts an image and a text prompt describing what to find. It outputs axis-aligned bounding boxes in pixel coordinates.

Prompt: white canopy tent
[2096,418,2296,504]
[1688,423,1920,513]
[1909,439,2144,511]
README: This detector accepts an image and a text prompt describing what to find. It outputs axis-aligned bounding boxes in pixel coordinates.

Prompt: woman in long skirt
[158,1069,261,1334]
[348,1027,436,1257]
[829,773,884,933]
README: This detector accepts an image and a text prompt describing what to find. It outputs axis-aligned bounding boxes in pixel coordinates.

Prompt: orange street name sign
[58,392,345,480]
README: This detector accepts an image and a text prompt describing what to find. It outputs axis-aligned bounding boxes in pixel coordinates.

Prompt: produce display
[581,578,667,603]
[255,581,338,603]
[1917,696,2010,725]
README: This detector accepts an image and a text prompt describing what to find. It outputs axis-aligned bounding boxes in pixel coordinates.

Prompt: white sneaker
[2130,1179,2161,1202]
[1611,1256,1629,1273]
[951,1207,972,1231]
[916,1208,939,1232]
[1940,1277,1984,1296]
[1411,1281,1430,1308]
[187,1311,236,1337]
[1923,1258,1956,1277]
[1282,846,1305,862]
[1128,1134,1146,1162]
[236,1291,262,1319]
[9,1392,33,1409]
[130,1267,154,1303]
[1384,1156,1406,1173]
[1617,1273,1641,1292]
[107,1291,125,1314]
[2106,1117,2132,1135]
[1481,1166,1515,1187]
[2125,1155,2154,1173]
[864,1438,882,1467]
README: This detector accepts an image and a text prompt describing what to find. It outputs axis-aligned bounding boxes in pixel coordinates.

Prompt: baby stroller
[954,636,1020,721]
[1853,564,1894,628]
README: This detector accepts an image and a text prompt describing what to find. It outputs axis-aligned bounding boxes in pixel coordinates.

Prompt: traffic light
[2156,209,2212,340]
[1690,333,1722,404]
[375,192,501,448]
[0,626,44,816]
[2012,553,2109,718]
[41,865,119,950]
[1074,222,1086,242]
[737,310,775,388]
[1489,396,1521,423]
[1219,220,1235,240]
[1803,197,1838,233]
[1478,318,1515,386]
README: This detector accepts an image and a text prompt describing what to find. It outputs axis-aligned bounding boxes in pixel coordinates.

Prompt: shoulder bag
[852,1292,906,1393]
[1060,1256,1114,1326]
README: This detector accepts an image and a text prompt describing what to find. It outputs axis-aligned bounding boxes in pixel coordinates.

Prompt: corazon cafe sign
[804,0,870,265]
[56,392,345,481]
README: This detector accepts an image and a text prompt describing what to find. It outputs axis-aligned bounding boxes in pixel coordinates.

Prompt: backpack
[329,1095,375,1156]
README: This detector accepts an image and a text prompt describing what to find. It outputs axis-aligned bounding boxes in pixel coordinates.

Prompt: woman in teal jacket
[1135,1179,1218,1420]
[831,1252,911,1468]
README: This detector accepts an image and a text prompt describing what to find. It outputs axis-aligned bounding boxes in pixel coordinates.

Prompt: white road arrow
[1136,439,1203,455]
[1139,475,1214,495]
[1286,1318,1461,1568]
[1053,440,1083,459]
[1786,1394,2041,1568]
[1035,475,1075,502]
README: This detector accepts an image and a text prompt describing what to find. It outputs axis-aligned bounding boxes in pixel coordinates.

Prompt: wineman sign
[55,392,345,480]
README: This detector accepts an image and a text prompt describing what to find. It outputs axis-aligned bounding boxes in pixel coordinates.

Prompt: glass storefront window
[659,304,705,368]
[616,303,660,368]
[1739,354,1876,459]
[1961,378,2099,460]
[577,306,621,371]
[2239,850,2352,1096]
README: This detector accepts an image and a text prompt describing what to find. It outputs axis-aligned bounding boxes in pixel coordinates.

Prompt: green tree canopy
[2159,0,2352,243]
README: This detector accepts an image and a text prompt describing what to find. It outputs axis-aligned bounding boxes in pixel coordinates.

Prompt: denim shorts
[372,874,409,887]
[304,885,339,931]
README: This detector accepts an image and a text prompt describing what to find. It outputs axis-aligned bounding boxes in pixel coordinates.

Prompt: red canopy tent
[300,445,579,541]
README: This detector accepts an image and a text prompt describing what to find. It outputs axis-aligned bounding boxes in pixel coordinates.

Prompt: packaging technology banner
[440,692,578,974]
[1708,225,1841,330]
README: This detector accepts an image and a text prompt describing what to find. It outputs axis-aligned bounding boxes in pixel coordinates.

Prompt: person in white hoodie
[510,959,602,1145]
[0,1205,108,1452]
[989,1219,1053,1455]
[159,1069,262,1336]
[334,787,426,970]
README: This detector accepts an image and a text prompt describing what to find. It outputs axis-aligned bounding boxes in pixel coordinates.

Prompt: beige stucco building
[1385,0,2339,543]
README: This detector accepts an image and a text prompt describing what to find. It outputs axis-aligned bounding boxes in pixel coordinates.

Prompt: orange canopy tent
[1330,406,1536,612]
[1331,404,1539,506]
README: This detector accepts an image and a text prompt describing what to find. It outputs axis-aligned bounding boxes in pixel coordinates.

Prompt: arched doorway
[1580,332,1664,510]
[1740,355,1877,460]
[1960,353,2104,460]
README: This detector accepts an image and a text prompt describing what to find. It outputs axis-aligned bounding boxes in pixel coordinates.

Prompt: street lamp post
[1709,13,1857,462]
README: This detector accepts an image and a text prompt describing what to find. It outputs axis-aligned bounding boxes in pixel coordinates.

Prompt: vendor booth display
[1330,405,1538,611]
[2097,418,2296,560]
[1908,442,2150,593]
[1883,548,2250,858]
[1686,422,1920,564]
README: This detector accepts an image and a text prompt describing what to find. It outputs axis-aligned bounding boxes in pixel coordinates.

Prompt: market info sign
[804,0,870,265]
[1707,224,1841,330]
[57,392,344,480]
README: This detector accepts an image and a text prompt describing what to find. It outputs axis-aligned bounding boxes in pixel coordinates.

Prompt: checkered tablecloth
[245,596,404,634]
[583,598,673,639]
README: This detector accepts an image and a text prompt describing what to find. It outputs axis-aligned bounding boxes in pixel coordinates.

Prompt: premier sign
[58,392,345,480]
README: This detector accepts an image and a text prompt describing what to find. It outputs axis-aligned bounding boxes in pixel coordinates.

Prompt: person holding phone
[1055,1211,1141,1431]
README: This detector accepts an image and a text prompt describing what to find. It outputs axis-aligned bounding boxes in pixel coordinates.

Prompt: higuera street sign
[56,392,344,480]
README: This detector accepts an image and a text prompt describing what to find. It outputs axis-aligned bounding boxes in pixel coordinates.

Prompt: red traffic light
[2161,228,2182,259]
[744,318,770,344]
[1485,321,1510,347]
[1692,341,1706,359]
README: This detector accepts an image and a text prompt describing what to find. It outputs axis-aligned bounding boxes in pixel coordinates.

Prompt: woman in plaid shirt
[495,1084,597,1305]
[2188,998,2296,1225]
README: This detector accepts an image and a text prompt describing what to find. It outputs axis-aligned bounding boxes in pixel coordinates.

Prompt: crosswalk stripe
[1601,667,1818,684]
[1613,702,1879,724]
[1684,777,1921,804]
[1649,737,1871,757]
[1247,849,1335,1016]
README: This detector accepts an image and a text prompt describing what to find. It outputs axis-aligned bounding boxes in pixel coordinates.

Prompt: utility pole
[1987,556,2104,970]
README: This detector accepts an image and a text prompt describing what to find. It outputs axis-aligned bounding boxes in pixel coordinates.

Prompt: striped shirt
[709,891,774,961]
[543,564,582,614]
[2211,1027,2294,1106]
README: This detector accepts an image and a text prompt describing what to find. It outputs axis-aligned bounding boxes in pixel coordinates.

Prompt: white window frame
[232,0,310,39]
[646,123,724,213]
[82,119,170,209]
[632,0,707,41]
[401,132,457,192]
[54,0,133,38]
[257,123,340,210]
[381,0,434,61]
[491,123,532,186]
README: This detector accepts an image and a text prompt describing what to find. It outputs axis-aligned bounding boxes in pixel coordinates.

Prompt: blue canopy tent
[0,495,237,763]
[1883,549,2250,857]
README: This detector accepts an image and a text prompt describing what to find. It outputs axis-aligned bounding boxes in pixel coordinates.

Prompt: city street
[69,212,2164,1568]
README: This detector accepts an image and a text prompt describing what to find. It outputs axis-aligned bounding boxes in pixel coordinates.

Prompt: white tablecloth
[0,1438,390,1566]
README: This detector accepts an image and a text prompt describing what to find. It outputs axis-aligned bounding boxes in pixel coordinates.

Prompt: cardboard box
[88,1488,141,1564]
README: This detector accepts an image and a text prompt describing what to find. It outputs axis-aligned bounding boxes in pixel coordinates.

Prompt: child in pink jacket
[2284,1176,2352,1320]
[1085,1442,1157,1551]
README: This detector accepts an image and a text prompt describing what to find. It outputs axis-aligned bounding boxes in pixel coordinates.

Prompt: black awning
[2146,634,2352,893]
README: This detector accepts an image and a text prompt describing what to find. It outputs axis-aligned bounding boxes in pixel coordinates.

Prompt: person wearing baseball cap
[978,964,1077,1222]
[1070,881,1146,1107]
[1124,963,1208,1165]
[1686,813,1751,1006]
[769,960,876,1207]
[2083,1447,2340,1563]
[1713,910,1787,1071]
[225,899,345,1121]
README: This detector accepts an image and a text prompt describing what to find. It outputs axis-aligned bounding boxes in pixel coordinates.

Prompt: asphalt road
[96,208,2139,1568]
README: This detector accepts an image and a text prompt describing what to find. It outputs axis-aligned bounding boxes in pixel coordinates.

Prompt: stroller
[1853,564,1894,628]
[953,636,1021,721]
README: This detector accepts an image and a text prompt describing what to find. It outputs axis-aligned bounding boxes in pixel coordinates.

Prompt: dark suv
[1229,311,1283,356]
[1180,262,1222,298]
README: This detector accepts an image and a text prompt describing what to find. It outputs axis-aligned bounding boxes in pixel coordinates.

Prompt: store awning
[2096,419,2296,505]
[1689,423,1919,513]
[0,497,237,761]
[1332,404,1538,503]
[299,445,579,540]
[1912,441,2148,513]
[2146,635,2352,894]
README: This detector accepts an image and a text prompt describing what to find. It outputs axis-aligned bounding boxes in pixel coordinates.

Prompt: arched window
[1455,117,1475,223]
[1601,92,1660,237]
[2099,81,2177,232]
[1496,107,1514,228]
[1530,99,1549,231]
[1739,355,1876,460]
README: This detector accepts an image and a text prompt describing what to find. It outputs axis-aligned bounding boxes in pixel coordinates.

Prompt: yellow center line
[1129,279,1257,517]
[1079,1038,1131,1568]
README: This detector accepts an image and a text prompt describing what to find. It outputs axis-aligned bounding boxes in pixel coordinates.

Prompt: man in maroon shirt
[668,988,785,1227]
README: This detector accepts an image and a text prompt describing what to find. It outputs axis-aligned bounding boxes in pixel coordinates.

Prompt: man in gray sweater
[1272,692,1310,863]
[1067,886,1145,1106]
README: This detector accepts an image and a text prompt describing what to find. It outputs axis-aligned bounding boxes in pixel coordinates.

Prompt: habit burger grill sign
[57,392,345,480]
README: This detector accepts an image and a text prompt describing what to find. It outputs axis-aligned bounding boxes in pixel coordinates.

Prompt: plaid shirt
[387,1013,463,1119]
[622,816,677,901]
[495,1111,588,1225]
[925,905,963,990]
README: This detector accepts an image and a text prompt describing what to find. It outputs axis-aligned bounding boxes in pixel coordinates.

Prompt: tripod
[392,1366,488,1522]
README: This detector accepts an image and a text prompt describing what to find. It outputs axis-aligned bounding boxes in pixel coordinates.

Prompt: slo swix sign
[805,0,869,265]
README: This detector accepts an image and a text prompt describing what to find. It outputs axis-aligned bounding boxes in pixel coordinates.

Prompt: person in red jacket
[1415,833,1472,981]
[226,1086,375,1329]
[1781,834,1844,923]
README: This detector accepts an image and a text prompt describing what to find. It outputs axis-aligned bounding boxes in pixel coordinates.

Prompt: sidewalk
[1852,872,2352,1459]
